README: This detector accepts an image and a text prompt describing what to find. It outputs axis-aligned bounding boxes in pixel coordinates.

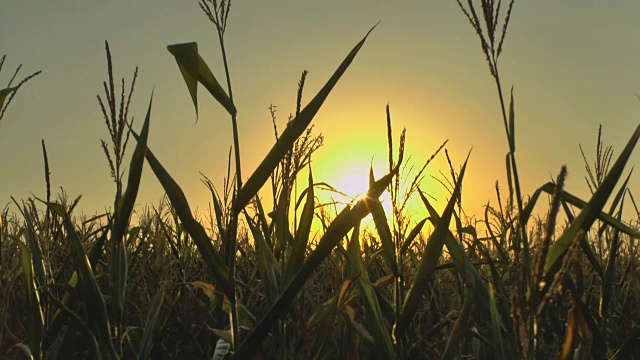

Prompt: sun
[331,172,370,202]
[326,167,395,219]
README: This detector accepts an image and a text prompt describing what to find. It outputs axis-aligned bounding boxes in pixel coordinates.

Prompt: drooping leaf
[167,42,236,116]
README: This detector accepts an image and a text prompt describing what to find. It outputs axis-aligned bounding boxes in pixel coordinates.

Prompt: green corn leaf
[600,198,624,321]
[42,226,108,350]
[232,163,398,359]
[365,197,398,275]
[346,223,396,360]
[138,282,166,360]
[441,257,475,359]
[245,214,279,302]
[484,203,510,260]
[167,42,236,117]
[399,218,426,256]
[11,200,48,291]
[131,131,233,299]
[48,203,119,359]
[21,244,43,360]
[111,94,152,323]
[255,195,272,247]
[489,285,507,360]
[395,152,470,338]
[285,170,315,283]
[233,24,378,212]
[418,189,493,328]
[597,170,632,239]
[522,181,640,240]
[308,295,339,357]
[559,201,605,278]
[113,95,151,246]
[211,191,225,240]
[275,181,291,254]
[545,123,640,277]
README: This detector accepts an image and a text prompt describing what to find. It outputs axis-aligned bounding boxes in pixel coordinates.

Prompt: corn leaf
[137,282,166,360]
[110,95,152,323]
[399,218,427,256]
[21,244,43,360]
[395,152,470,338]
[545,124,640,276]
[346,223,396,359]
[245,213,280,302]
[365,197,398,275]
[232,164,398,359]
[167,42,236,116]
[233,24,377,212]
[42,226,108,350]
[48,203,119,359]
[131,132,233,299]
[285,170,315,282]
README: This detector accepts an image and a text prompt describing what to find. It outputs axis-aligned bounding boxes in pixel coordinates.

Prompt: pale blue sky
[2,1,640,221]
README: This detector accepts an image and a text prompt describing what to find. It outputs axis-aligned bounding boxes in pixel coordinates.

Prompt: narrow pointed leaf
[138,282,166,360]
[400,218,427,256]
[113,95,152,243]
[365,198,398,275]
[233,24,377,212]
[232,163,398,359]
[395,152,470,337]
[522,181,640,239]
[111,95,152,321]
[285,170,315,282]
[346,223,396,359]
[21,244,43,360]
[47,203,118,359]
[545,124,640,276]
[245,214,279,302]
[42,227,108,350]
[600,199,624,320]
[130,132,233,298]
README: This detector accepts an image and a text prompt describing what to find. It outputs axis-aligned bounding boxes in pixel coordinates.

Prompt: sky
[2,1,640,226]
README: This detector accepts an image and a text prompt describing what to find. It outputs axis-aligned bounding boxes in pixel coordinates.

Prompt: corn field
[2,1,640,359]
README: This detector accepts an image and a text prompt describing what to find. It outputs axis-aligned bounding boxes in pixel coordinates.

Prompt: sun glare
[332,173,370,202]
[328,170,395,220]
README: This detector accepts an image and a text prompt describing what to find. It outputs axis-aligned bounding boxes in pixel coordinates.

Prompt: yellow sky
[2,1,640,227]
